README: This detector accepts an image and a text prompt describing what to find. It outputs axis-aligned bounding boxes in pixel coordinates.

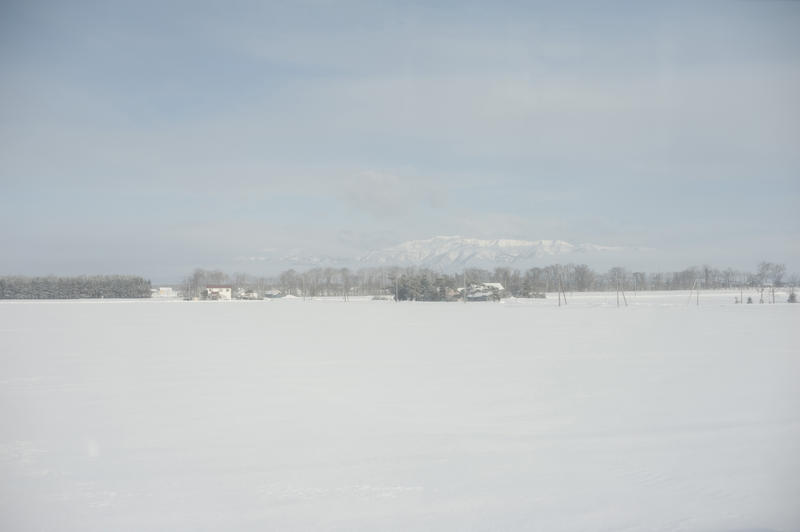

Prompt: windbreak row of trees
[180,261,794,301]
[465,262,792,295]
[0,276,152,299]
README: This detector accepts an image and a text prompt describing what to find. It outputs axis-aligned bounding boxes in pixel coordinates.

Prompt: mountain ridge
[241,236,638,271]
[357,236,626,270]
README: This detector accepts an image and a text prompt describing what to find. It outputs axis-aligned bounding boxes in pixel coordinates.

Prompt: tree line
[179,261,794,301]
[0,275,152,299]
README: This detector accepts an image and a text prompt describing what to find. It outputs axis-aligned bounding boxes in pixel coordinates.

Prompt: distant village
[160,261,796,303]
[1,262,795,302]
[160,281,511,302]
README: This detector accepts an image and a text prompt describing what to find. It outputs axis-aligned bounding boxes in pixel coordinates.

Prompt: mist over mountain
[242,236,646,273]
[358,236,633,270]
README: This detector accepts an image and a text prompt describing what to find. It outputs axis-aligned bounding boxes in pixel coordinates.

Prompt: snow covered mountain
[357,236,625,270]
[242,236,636,271]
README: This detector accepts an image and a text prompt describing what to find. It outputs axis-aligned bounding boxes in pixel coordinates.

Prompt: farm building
[203,285,232,300]
[458,282,505,302]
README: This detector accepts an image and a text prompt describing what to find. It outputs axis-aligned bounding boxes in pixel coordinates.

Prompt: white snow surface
[1,292,799,531]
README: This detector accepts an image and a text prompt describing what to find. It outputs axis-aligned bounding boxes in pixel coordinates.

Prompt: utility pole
[558,278,562,307]
[687,279,700,306]
[616,278,628,307]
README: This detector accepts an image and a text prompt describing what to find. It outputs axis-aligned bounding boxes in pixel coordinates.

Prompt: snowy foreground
[1,292,798,531]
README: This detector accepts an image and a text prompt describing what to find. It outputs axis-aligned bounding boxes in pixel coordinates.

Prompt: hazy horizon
[2,1,799,282]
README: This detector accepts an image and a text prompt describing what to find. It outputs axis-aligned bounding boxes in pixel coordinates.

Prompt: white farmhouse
[203,285,232,300]
[152,286,178,298]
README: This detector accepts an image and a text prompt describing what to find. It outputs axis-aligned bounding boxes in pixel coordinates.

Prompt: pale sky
[1,1,799,281]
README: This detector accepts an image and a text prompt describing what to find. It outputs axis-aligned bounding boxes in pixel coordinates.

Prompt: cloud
[339,170,445,218]
[1,1,798,277]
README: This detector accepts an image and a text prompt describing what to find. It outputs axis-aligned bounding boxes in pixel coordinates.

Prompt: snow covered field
[1,293,798,531]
